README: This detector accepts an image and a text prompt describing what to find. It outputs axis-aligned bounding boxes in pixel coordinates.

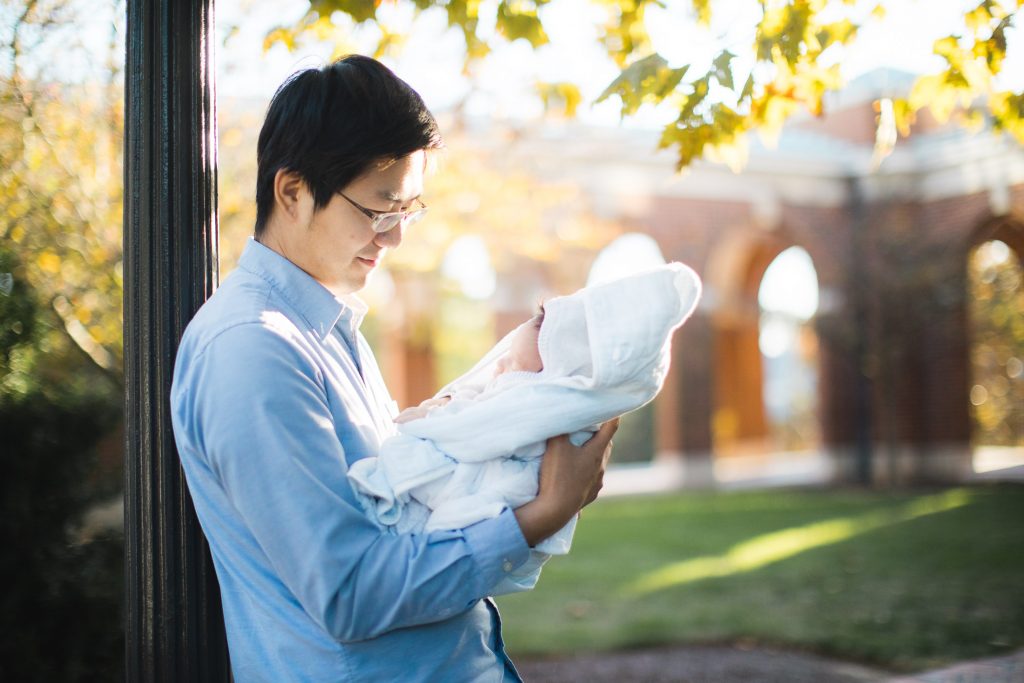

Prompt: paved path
[516,644,889,682]
[887,648,1024,682]
[516,646,1024,682]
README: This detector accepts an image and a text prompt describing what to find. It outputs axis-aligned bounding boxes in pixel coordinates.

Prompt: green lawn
[495,484,1024,672]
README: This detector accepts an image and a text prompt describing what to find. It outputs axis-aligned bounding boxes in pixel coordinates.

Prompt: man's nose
[374,223,404,249]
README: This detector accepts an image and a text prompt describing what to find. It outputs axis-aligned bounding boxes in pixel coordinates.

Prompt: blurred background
[1,0,1022,680]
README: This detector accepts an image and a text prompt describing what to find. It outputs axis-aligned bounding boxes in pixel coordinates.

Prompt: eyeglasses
[337,191,428,234]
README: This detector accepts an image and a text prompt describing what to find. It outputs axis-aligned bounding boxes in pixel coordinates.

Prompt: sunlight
[587,233,666,286]
[441,235,496,299]
[975,239,1012,271]
[622,489,973,596]
[758,246,819,321]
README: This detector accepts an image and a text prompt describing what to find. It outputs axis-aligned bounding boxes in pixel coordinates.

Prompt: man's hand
[514,419,619,547]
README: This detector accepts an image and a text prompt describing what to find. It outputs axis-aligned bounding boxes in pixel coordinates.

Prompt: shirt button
[502,559,513,572]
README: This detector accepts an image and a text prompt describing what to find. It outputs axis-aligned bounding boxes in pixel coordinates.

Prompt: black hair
[253,55,443,237]
[532,302,546,329]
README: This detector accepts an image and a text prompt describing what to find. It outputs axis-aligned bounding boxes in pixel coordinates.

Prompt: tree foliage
[0,4,126,677]
[267,0,1024,170]
[0,0,124,388]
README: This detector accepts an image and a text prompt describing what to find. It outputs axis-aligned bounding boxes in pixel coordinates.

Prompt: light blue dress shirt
[170,239,531,682]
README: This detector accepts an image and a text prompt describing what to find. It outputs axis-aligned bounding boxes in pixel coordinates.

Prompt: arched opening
[967,238,1024,474]
[758,246,821,455]
[588,233,667,463]
[713,243,822,461]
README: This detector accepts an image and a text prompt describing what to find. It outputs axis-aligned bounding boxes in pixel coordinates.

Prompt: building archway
[759,246,822,454]
[710,238,822,460]
[966,223,1024,475]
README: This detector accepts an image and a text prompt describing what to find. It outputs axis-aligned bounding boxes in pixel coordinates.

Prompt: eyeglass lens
[374,209,425,233]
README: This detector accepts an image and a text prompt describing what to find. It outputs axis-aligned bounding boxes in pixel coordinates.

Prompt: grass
[494,484,1024,672]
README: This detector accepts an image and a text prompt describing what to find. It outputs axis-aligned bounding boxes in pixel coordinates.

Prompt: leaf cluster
[896,0,1024,142]
[269,0,1022,171]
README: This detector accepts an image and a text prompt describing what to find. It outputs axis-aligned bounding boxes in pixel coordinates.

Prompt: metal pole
[124,1,229,680]
[846,176,874,486]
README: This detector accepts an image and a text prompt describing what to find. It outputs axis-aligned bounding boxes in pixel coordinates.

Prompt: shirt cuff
[462,508,532,596]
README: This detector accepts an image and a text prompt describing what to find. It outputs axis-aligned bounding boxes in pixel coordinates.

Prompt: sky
[215,0,1024,127]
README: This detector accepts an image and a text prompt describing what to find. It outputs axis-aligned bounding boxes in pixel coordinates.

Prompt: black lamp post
[123,1,229,679]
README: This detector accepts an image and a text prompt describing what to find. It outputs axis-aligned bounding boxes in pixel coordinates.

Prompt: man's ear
[273,168,307,220]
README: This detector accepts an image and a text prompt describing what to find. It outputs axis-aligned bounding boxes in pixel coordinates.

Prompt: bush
[0,392,124,682]
[0,246,124,681]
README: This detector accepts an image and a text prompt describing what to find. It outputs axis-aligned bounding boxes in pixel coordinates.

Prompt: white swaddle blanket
[349,262,702,594]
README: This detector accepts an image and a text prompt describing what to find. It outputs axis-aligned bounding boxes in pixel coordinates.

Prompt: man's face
[288,150,426,295]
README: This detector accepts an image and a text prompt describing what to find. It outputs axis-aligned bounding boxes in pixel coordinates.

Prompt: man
[170,55,616,682]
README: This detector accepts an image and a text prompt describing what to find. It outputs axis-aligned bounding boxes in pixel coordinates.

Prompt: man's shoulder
[179,268,307,359]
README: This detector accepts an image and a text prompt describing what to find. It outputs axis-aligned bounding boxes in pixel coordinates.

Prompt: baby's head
[494,306,545,376]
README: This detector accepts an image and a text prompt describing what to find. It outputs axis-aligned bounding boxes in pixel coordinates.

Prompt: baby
[349,262,702,594]
[393,308,545,425]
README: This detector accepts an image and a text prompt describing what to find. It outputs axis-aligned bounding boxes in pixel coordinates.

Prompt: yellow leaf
[536,81,583,118]
[311,16,337,41]
[706,135,749,173]
[758,93,797,147]
[263,27,297,52]
[692,0,711,25]
[960,56,992,90]
[891,98,915,137]
[964,5,992,34]
[933,35,963,63]
[761,7,787,36]
[38,252,60,274]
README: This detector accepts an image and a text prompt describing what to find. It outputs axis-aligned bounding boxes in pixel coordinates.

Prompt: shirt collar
[237,238,366,340]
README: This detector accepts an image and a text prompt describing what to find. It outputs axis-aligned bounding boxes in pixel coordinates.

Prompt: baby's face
[495,313,543,375]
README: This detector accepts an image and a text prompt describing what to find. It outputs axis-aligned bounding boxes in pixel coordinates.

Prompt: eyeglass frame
[336,190,427,234]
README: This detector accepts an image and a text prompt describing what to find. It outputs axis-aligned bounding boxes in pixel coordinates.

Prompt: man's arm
[515,425,617,546]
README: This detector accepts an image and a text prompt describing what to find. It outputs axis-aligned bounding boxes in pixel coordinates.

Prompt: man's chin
[343,270,371,294]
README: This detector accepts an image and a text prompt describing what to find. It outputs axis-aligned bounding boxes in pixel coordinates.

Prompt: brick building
[388,70,1024,486]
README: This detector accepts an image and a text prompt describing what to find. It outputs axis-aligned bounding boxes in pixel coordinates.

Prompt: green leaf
[597,54,689,117]
[816,19,857,52]
[740,73,755,102]
[596,0,655,67]
[310,0,379,24]
[712,50,734,91]
[496,1,549,48]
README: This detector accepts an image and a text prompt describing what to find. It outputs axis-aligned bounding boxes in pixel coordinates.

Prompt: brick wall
[627,179,1023,482]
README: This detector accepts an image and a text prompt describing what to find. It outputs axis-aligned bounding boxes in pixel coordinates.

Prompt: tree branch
[49,294,123,388]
